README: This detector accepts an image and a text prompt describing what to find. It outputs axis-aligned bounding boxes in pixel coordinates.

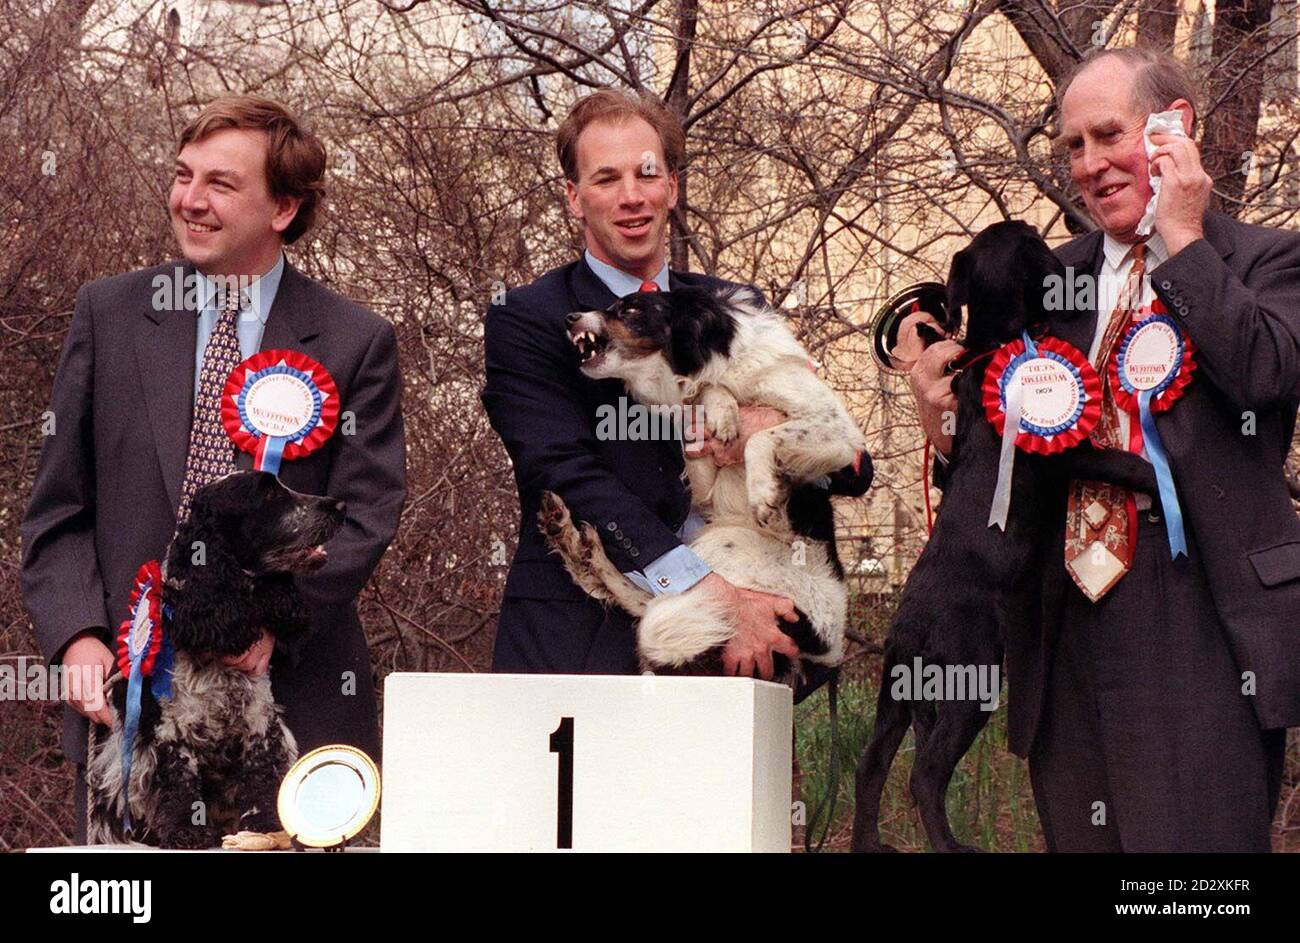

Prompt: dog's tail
[538,491,652,616]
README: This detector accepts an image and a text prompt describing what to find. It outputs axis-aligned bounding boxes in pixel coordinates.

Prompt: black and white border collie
[87,471,344,849]
[540,286,867,682]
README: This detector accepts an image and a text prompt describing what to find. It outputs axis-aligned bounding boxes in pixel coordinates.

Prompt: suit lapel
[136,260,326,506]
[568,256,618,313]
[233,261,323,473]
[258,261,322,350]
[136,262,199,514]
[1051,229,1104,354]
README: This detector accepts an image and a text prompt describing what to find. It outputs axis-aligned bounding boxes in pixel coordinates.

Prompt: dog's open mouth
[569,329,608,366]
[273,544,330,571]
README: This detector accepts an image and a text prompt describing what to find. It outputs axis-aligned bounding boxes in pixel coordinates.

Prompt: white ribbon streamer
[988,370,1024,530]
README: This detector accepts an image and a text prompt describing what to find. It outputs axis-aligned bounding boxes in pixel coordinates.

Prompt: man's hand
[1148,131,1211,256]
[896,311,962,457]
[221,629,274,676]
[685,406,786,466]
[60,632,115,727]
[690,572,800,680]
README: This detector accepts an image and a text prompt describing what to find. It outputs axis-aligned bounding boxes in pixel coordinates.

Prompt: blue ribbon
[1137,389,1187,558]
[1021,330,1037,357]
[119,595,173,832]
[120,646,145,833]
[261,435,288,476]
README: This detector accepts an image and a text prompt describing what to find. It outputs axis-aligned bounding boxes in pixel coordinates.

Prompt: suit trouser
[1029,511,1288,852]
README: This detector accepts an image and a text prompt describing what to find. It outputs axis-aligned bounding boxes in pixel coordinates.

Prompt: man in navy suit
[482,89,869,680]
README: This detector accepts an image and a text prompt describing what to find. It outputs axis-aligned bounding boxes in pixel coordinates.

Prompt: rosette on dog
[115,559,174,832]
[222,349,339,475]
[982,332,1102,530]
[1109,300,1196,558]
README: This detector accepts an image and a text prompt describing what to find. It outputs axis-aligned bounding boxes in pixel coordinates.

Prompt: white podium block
[380,673,793,852]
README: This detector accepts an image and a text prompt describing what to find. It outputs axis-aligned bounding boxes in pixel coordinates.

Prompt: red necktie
[1064,242,1147,601]
[639,280,659,292]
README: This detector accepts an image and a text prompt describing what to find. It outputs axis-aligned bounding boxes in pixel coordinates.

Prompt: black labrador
[850,221,1158,853]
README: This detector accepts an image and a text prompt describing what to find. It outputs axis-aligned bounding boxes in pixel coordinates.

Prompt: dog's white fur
[553,288,863,672]
[577,289,866,532]
[86,648,297,844]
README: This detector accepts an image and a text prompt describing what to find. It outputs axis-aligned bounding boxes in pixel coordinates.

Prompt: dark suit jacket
[995,212,1300,756]
[481,256,870,673]
[20,260,406,766]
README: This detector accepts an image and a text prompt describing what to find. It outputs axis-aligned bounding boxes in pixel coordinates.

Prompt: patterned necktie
[176,286,243,523]
[1064,243,1146,602]
[639,280,659,292]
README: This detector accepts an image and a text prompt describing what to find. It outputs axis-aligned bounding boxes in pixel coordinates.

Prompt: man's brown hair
[1057,47,1200,135]
[178,94,326,244]
[555,88,686,183]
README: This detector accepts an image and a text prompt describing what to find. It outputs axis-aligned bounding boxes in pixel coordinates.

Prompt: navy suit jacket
[482,256,870,673]
[20,260,406,766]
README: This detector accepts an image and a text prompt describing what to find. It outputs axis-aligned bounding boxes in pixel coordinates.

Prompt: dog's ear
[945,249,971,335]
[1022,237,1067,325]
[666,288,735,376]
[165,505,260,656]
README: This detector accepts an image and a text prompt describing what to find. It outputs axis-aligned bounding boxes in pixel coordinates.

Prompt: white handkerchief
[1136,110,1186,237]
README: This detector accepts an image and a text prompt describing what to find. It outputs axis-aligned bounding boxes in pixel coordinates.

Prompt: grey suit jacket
[999,212,1300,756]
[20,260,406,765]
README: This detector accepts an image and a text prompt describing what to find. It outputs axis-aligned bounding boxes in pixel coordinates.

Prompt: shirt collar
[583,249,669,298]
[198,252,285,324]
[1101,232,1168,272]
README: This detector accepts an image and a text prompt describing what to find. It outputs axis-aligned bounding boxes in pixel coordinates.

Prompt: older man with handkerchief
[901,47,1300,852]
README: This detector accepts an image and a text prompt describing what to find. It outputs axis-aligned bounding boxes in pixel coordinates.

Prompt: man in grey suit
[20,95,405,842]
[902,48,1298,851]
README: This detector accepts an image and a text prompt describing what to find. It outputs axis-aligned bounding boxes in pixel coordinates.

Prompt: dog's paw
[221,830,292,851]
[705,400,741,444]
[754,501,790,533]
[537,491,571,539]
[750,480,791,533]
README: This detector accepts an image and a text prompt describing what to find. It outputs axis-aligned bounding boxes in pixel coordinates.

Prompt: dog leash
[84,670,123,844]
[803,669,841,853]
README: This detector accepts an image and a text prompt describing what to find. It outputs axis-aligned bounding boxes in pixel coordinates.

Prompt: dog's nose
[565,312,580,326]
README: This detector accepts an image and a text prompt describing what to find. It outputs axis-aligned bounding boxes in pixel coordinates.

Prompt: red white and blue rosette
[115,560,174,833]
[222,349,338,476]
[1109,301,1196,558]
[116,561,164,680]
[982,331,1101,530]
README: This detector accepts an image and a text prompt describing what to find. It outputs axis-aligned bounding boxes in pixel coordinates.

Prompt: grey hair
[1056,47,1199,134]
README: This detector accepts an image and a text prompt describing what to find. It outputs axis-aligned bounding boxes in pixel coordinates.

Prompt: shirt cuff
[625,543,712,597]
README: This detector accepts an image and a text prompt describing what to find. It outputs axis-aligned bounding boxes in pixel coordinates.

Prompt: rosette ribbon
[222,349,339,476]
[115,560,174,832]
[1110,304,1197,558]
[982,332,1102,530]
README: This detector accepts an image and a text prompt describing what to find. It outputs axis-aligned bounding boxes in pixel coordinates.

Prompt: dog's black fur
[88,471,344,848]
[566,286,740,377]
[850,221,1159,853]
